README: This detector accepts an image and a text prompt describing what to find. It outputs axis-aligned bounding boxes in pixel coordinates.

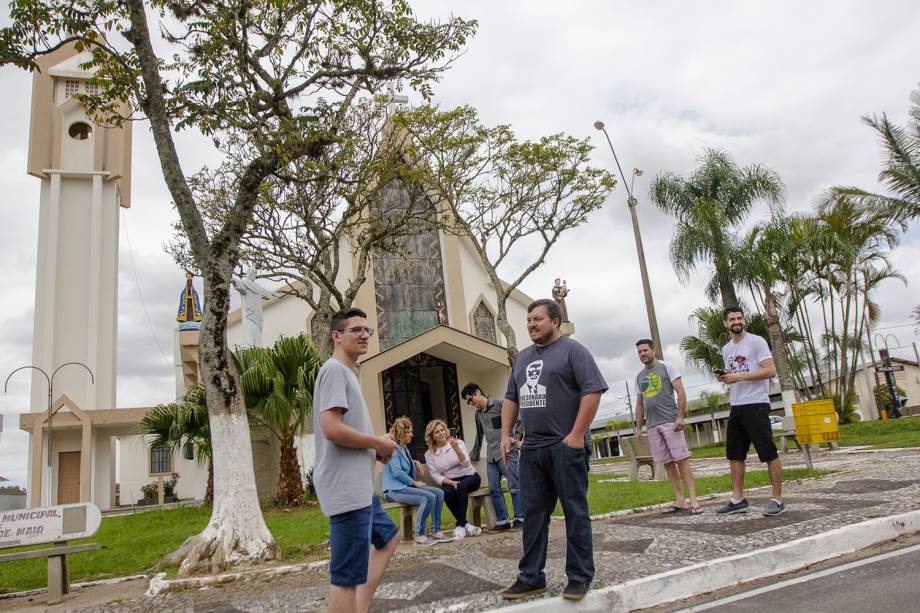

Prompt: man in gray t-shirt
[313,308,399,611]
[634,339,699,514]
[499,299,607,603]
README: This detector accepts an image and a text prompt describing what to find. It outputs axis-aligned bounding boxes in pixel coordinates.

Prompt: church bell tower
[26,44,132,416]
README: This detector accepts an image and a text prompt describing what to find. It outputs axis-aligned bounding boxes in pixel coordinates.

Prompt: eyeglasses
[336,326,375,337]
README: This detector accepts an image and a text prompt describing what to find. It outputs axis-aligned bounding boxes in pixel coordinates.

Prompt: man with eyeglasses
[463,382,524,531]
[313,308,399,613]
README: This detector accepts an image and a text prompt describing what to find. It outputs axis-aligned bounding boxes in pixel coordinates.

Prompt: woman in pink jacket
[424,419,483,539]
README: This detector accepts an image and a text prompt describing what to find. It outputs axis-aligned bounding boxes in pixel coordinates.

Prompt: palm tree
[830,86,920,225]
[649,149,784,308]
[234,335,320,505]
[732,218,798,398]
[138,385,213,504]
[680,305,771,373]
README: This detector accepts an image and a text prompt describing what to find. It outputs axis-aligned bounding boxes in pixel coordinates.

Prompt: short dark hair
[723,306,744,320]
[460,382,482,400]
[330,307,367,334]
[636,338,654,349]
[527,298,562,324]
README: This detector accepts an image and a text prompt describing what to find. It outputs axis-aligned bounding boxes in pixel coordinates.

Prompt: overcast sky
[3,1,920,486]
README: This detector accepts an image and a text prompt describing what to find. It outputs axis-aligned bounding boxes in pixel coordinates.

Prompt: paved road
[678,542,920,613]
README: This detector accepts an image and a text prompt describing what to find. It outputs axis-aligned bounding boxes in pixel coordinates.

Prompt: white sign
[0,503,101,547]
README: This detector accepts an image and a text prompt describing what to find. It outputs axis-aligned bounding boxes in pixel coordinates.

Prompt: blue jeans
[487,448,523,525]
[328,496,398,587]
[518,441,593,587]
[384,485,444,536]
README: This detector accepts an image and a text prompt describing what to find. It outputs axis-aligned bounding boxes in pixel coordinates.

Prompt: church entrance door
[382,353,463,462]
[58,451,81,504]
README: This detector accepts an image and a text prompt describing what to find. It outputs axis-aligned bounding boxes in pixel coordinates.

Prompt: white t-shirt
[721,333,773,405]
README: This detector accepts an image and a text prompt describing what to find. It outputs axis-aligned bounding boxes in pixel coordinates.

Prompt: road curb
[493,508,920,613]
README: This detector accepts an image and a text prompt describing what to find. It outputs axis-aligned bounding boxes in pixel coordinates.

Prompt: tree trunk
[276,432,305,505]
[178,273,276,576]
[206,457,214,506]
[494,290,518,365]
[715,258,739,309]
[764,287,797,420]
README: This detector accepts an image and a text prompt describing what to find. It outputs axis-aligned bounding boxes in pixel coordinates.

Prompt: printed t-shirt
[721,333,773,405]
[505,335,608,449]
[636,360,681,427]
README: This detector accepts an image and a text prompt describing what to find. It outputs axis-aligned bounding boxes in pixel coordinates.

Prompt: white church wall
[455,239,530,348]
[118,434,208,505]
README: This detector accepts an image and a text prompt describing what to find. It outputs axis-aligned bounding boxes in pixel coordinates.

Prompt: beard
[530,328,554,345]
[730,323,744,334]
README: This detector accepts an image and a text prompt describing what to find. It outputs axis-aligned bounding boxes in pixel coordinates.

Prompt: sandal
[661,504,687,514]
[414,535,437,547]
[690,506,704,515]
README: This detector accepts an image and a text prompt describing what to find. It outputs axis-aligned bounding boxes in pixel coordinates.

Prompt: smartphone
[713,368,726,376]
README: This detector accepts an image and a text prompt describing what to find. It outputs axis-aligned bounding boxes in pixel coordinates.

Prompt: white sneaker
[464,523,481,536]
[452,526,466,540]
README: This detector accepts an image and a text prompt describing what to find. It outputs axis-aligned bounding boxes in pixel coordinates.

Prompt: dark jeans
[441,472,481,527]
[518,441,593,587]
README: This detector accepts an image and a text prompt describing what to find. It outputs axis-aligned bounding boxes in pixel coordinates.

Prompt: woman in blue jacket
[382,417,454,546]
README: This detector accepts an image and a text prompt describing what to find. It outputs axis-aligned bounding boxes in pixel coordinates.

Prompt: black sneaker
[492,522,512,531]
[563,581,590,601]
[512,519,524,529]
[715,499,750,514]
[500,579,546,600]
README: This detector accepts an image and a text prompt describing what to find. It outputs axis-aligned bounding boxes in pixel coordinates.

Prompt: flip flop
[661,505,687,514]
[690,506,704,515]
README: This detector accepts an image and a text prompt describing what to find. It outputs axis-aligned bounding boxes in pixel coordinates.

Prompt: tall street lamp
[594,121,663,359]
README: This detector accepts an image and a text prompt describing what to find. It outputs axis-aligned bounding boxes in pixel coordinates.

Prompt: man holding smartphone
[715,306,785,516]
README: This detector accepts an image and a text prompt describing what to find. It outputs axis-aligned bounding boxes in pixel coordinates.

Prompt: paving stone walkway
[5,446,920,612]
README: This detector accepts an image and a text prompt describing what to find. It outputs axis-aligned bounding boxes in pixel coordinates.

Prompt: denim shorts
[328,495,398,587]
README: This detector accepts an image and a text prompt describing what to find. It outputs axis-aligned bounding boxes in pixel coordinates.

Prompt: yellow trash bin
[791,399,840,444]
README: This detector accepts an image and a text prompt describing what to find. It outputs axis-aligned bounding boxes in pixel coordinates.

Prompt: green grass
[838,416,920,449]
[0,465,828,593]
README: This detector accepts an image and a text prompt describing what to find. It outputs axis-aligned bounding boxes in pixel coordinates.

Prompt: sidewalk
[4,446,920,612]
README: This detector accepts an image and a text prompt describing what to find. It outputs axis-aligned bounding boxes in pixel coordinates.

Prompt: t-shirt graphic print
[519,359,547,408]
[639,372,663,398]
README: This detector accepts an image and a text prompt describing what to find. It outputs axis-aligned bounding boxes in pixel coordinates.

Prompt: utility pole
[625,379,635,430]
[594,121,663,358]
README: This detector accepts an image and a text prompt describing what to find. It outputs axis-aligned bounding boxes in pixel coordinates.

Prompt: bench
[0,503,103,604]
[620,435,666,481]
[376,466,501,540]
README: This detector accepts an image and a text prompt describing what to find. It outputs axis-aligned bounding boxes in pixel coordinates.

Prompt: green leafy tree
[0,0,475,574]
[138,385,213,505]
[233,335,320,506]
[649,149,784,309]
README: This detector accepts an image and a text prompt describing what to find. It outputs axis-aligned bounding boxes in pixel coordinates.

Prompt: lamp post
[594,121,663,358]
[4,362,94,505]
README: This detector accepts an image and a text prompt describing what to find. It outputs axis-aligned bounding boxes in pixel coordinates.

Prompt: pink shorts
[647,423,691,464]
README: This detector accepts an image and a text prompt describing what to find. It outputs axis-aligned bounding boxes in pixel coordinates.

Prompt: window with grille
[150,445,172,474]
[64,80,81,98]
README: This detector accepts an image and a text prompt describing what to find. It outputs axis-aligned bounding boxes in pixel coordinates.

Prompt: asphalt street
[676,542,920,613]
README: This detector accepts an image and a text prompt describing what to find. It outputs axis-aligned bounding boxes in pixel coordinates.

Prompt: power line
[121,209,173,369]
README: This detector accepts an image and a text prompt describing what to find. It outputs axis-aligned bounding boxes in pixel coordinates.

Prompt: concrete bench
[620,435,666,481]
[0,503,102,604]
